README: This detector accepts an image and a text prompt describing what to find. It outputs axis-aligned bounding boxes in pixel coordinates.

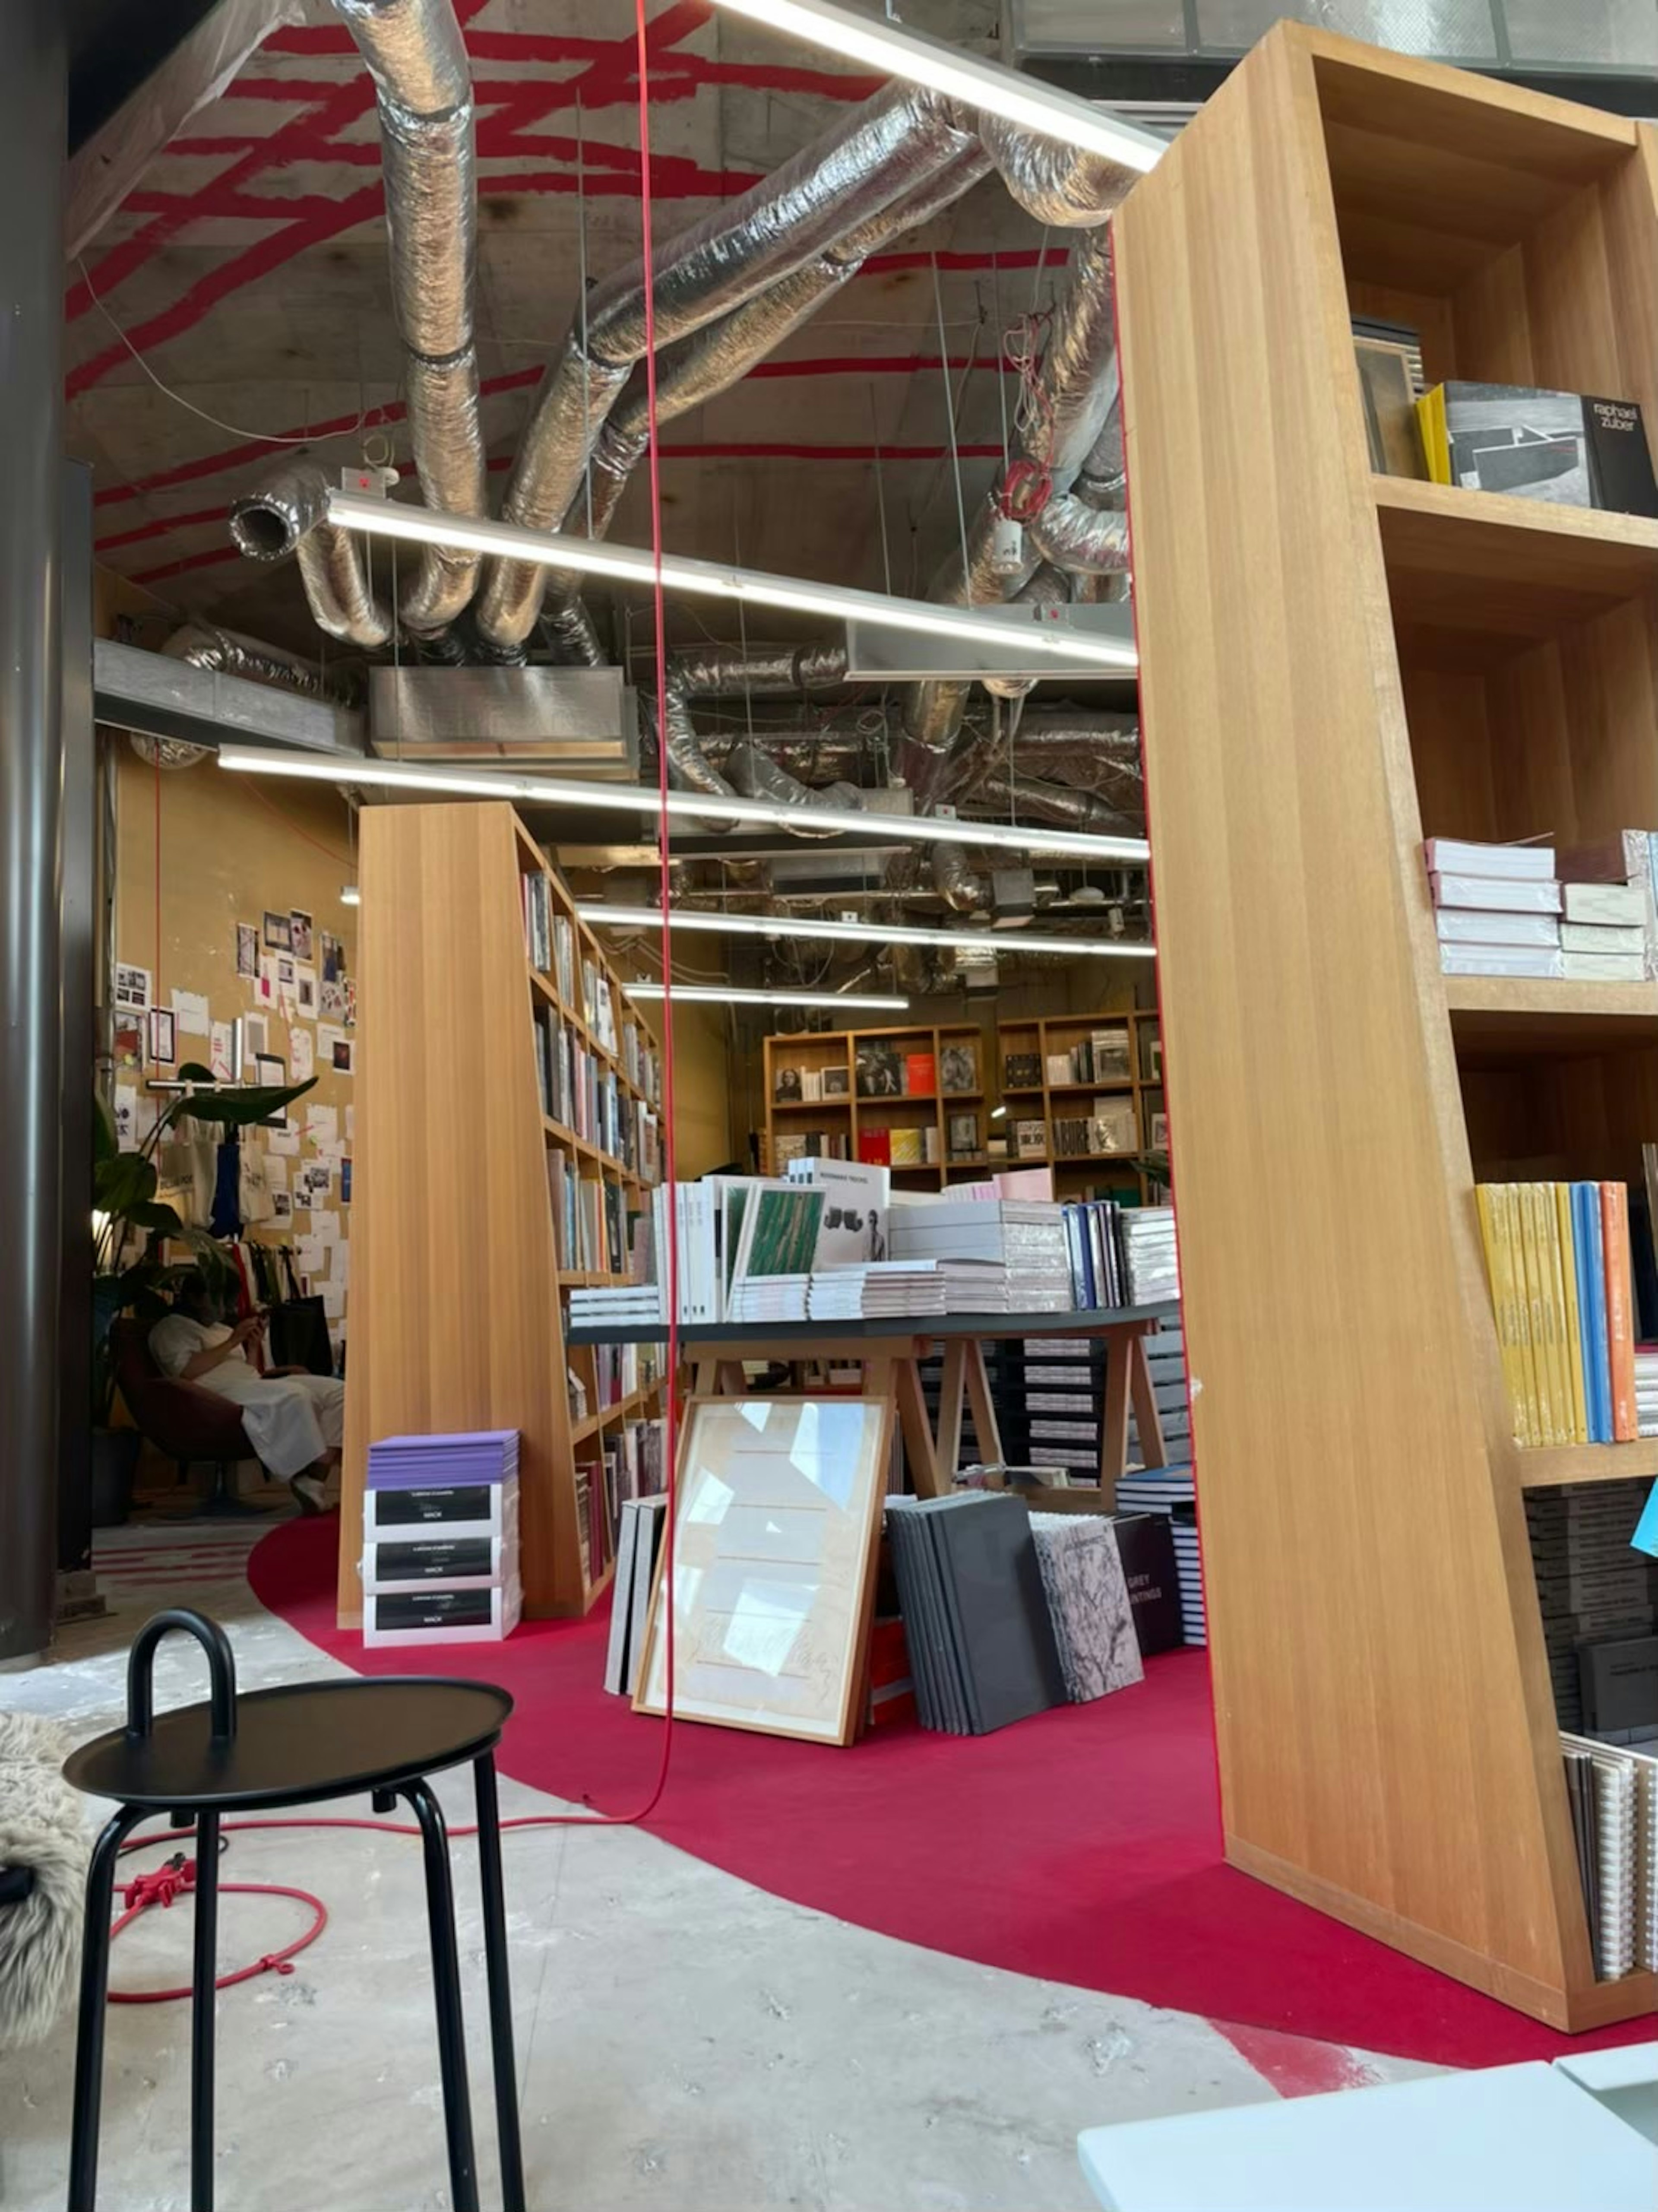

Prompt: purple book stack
[361,1429,522,1647]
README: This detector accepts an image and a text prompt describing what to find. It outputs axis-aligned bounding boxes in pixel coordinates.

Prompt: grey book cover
[929,1494,1066,1735]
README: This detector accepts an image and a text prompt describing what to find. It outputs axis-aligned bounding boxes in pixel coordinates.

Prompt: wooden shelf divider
[1117,19,1658,2032]
[340,802,662,1625]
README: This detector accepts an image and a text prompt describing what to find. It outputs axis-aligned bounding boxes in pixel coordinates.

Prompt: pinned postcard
[290,1027,314,1083]
[148,1008,177,1067]
[171,988,210,1037]
[114,963,151,1012]
[209,1021,237,1082]
[271,1191,292,1221]
[256,954,277,1011]
[114,1018,144,1074]
[295,1236,326,1274]
[264,1154,289,1192]
[329,1037,354,1077]
[114,1083,139,1150]
[295,963,317,1017]
[311,1209,341,1245]
[263,911,291,951]
[236,922,258,980]
[290,910,314,962]
[306,1105,339,1147]
[255,1052,285,1085]
[242,1011,269,1059]
[269,1119,301,1158]
[341,1157,352,1204]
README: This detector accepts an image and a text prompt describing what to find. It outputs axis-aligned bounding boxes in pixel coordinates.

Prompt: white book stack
[1636,1347,1658,1439]
[1424,837,1563,979]
[1557,830,1658,983]
[1561,1732,1655,1980]
[889,1200,1073,1311]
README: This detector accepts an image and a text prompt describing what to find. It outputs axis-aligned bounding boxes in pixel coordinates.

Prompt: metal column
[60,463,95,1577]
[0,0,66,1662]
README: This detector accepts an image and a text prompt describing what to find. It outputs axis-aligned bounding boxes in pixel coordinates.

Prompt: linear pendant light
[213,747,1150,866]
[623,983,909,1010]
[580,903,1154,960]
[324,491,1139,673]
[706,0,1167,178]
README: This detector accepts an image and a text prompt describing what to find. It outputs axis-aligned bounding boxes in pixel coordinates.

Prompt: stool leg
[67,1804,147,2212]
[473,1755,525,2212]
[402,1780,479,2212]
[190,1810,221,2212]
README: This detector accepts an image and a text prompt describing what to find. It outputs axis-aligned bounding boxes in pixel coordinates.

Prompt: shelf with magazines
[1117,21,1658,2030]
[342,802,663,1628]
[763,1021,989,1185]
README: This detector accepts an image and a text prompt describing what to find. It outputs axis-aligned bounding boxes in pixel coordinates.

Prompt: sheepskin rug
[0,1711,90,2046]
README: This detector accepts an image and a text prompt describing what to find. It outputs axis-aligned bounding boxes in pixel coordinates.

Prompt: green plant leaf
[94,1154,158,1214]
[178,1061,215,1083]
[172,1076,317,1129]
[127,1200,184,1233]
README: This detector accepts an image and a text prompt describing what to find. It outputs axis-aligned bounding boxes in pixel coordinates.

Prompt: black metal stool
[61,1608,526,2212]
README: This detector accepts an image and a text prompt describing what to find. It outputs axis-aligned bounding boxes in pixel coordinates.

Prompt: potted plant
[92,1061,317,1524]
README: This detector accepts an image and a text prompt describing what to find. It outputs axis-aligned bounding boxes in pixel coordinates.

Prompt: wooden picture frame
[633,1393,891,1746]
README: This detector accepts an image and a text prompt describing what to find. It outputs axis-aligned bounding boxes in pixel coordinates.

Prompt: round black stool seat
[64,1678,512,1812]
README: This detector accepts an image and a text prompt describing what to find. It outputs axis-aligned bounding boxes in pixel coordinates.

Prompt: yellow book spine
[1476,1185,1525,1445]
[1535,1181,1570,1448]
[1554,1181,1588,1445]
[1497,1185,1540,1449]
[1518,1183,1558,1446]
[1415,386,1450,484]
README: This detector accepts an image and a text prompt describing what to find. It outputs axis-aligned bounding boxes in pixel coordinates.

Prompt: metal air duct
[230,463,394,650]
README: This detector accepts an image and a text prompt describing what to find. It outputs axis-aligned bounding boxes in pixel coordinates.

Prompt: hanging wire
[867,383,894,600]
[576,92,595,537]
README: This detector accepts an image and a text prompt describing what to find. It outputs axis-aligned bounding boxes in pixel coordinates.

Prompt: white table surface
[1077,2059,1658,2212]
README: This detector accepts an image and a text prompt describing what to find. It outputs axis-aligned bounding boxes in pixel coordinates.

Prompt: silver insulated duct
[230,463,393,650]
[474,85,984,652]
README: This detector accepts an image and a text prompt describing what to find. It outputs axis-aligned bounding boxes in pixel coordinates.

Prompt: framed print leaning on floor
[634,1394,891,1746]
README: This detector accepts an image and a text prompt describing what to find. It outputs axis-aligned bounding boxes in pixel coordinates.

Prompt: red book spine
[1601,1180,1638,1443]
[857,1129,892,1166]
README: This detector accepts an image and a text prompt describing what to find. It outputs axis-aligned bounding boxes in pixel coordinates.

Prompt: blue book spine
[1579,1182,1613,1444]
[1570,1183,1603,1444]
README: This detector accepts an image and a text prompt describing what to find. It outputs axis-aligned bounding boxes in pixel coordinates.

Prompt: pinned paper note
[269,1121,299,1158]
[256,955,277,1011]
[171,988,210,1037]
[264,1155,289,1193]
[290,1027,314,1084]
[320,1283,345,1320]
[306,1104,339,1145]
[311,1209,340,1246]
[114,1083,139,1150]
[296,963,317,1016]
[114,963,150,1012]
[295,1236,326,1274]
[209,1021,236,1082]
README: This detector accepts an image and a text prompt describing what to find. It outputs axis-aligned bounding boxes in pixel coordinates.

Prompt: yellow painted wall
[658,996,737,1175]
[113,742,359,1324]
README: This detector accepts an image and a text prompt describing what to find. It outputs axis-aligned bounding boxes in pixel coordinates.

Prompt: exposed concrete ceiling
[72,0,1065,664]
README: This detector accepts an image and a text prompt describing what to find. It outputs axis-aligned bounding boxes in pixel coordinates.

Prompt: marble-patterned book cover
[1029,1514,1144,1701]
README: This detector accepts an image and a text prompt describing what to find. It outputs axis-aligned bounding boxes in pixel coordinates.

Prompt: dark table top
[565,1302,1179,1349]
[63,1677,513,1812]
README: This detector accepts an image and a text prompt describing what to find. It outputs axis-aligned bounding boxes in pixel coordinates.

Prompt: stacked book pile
[1051,1099,1136,1160]
[1636,1344,1658,1439]
[886,1493,1066,1734]
[1133,1321,1191,1462]
[1526,1482,1658,1735]
[1561,1732,1658,1981]
[1063,1201,1180,1309]
[1557,830,1658,982]
[1476,1180,1638,1447]
[569,1282,663,1328]
[361,1429,521,1647]
[889,1198,1073,1310]
[728,1273,810,1322]
[1426,837,1563,979]
[1045,1027,1130,1086]
[857,1123,941,1168]
[1116,1465,1203,1648]
[807,1260,957,1320]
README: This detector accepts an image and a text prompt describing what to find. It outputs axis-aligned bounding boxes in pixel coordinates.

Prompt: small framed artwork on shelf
[822,1065,850,1099]
[1150,1112,1170,1148]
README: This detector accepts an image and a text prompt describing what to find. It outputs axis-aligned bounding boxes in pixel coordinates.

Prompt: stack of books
[1116,1465,1203,1648]
[1002,1052,1041,1090]
[1052,1099,1136,1159]
[1044,1027,1130,1085]
[361,1429,521,1646]
[520,873,552,972]
[889,1198,1073,1309]
[1475,1181,1637,1447]
[805,1261,957,1320]
[1426,837,1563,979]
[855,1042,936,1098]
[568,1282,662,1327]
[1638,1345,1658,1438]
[1527,1482,1658,1734]
[1063,1201,1180,1309]
[1561,1732,1658,1981]
[886,1493,1066,1735]
[1120,1208,1180,1304]
[1557,830,1658,981]
[1134,1321,1191,1462]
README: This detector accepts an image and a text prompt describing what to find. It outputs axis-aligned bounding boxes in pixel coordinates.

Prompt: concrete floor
[0,1518,1436,2212]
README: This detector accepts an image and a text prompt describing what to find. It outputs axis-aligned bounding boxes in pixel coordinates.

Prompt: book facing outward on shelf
[1415,383,1658,516]
[1476,1181,1637,1448]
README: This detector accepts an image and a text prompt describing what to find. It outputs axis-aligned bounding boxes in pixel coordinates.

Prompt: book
[1563,882,1646,927]
[889,1126,924,1167]
[1354,329,1426,480]
[940,1042,978,1094]
[947,1112,979,1160]
[822,1065,850,1099]
[904,1051,937,1098]
[1014,1119,1047,1160]
[856,1128,891,1166]
[1578,1182,1612,1445]
[1560,921,1645,955]
[1417,381,1658,517]
[1552,1182,1588,1446]
[1562,951,1646,982]
[1435,909,1561,948]
[1438,947,1566,980]
[1604,1181,1639,1443]
[1422,837,1556,880]
[773,1065,804,1103]
[1002,1052,1041,1090]
[1429,870,1562,913]
[855,1041,902,1098]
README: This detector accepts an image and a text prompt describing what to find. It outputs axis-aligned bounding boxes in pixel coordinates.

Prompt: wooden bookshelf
[762,1022,990,1181]
[339,802,662,1624]
[994,1010,1161,1197]
[1115,21,1658,2029]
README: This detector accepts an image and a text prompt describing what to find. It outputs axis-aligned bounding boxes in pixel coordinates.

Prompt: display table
[1076,2050,1658,2211]
[565,1304,1180,1502]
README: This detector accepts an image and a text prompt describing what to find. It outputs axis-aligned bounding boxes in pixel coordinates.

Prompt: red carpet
[252,1517,1654,2070]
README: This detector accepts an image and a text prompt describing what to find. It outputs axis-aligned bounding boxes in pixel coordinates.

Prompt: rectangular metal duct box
[845,600,1137,684]
[368,666,638,776]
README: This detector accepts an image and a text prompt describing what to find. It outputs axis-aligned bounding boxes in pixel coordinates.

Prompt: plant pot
[90,1429,140,1528]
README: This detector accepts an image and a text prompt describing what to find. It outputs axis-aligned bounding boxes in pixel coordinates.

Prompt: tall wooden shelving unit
[1116,22,1658,2030]
[338,802,661,1625]
[994,1008,1161,1197]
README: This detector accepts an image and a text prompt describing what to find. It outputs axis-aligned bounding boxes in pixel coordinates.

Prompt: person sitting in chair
[148,1272,343,1515]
